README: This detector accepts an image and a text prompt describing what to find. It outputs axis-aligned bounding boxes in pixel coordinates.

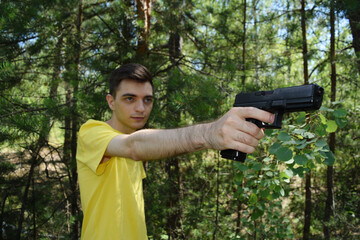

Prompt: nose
[135,100,145,112]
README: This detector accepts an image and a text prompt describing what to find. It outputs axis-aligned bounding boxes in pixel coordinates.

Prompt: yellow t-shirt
[76,119,147,240]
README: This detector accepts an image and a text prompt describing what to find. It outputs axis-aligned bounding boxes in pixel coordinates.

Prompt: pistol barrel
[233,84,324,113]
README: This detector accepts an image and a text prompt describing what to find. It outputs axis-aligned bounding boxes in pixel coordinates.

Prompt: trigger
[247,118,265,128]
[247,111,283,129]
[265,111,283,129]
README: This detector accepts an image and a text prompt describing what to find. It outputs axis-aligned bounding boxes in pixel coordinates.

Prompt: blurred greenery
[1,0,359,239]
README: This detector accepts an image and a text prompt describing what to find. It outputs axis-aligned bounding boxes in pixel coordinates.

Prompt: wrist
[196,122,213,150]
[181,123,209,152]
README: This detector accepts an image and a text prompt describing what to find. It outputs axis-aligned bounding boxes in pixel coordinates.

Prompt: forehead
[116,79,153,95]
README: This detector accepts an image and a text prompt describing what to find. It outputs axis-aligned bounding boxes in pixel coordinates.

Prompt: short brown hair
[109,63,153,98]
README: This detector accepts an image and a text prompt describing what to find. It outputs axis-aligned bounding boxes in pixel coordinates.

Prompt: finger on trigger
[238,107,275,124]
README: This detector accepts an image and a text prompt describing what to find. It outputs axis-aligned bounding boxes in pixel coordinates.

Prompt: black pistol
[220,84,324,162]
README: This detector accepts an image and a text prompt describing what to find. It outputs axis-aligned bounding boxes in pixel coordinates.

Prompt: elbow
[109,134,144,161]
[129,152,143,161]
[127,138,144,161]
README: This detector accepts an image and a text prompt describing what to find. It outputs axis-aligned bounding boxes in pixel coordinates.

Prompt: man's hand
[205,107,274,153]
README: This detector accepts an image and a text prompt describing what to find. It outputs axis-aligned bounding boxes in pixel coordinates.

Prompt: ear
[106,94,115,111]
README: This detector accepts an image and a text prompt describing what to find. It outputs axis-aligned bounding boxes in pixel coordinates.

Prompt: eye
[123,96,134,102]
[144,97,153,104]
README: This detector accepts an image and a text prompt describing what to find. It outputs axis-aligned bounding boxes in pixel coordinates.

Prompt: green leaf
[280,171,289,179]
[251,208,264,220]
[235,172,244,183]
[295,141,308,149]
[331,100,344,106]
[315,124,327,136]
[277,132,291,142]
[293,129,306,135]
[319,150,328,158]
[315,140,327,148]
[323,151,335,166]
[319,114,327,124]
[326,120,338,133]
[293,167,306,177]
[297,112,306,124]
[335,117,347,128]
[283,178,291,183]
[264,129,274,136]
[252,162,262,171]
[273,179,280,185]
[284,159,294,165]
[303,132,315,139]
[269,142,282,154]
[280,187,285,197]
[274,185,282,194]
[284,169,294,178]
[334,108,347,118]
[294,155,308,165]
[249,193,258,205]
[275,147,293,161]
[321,107,334,112]
[295,139,306,145]
[161,234,169,239]
[236,163,248,172]
[260,189,270,198]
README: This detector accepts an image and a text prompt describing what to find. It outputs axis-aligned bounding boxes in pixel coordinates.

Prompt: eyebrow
[121,93,153,98]
[121,93,136,97]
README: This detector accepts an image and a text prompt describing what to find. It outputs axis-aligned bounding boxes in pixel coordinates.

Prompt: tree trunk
[212,158,220,240]
[32,179,36,239]
[347,5,360,74]
[16,141,45,239]
[241,0,247,85]
[16,155,36,239]
[252,0,260,85]
[165,17,184,237]
[0,191,8,240]
[63,1,83,238]
[165,157,183,239]
[303,171,311,240]
[136,0,152,57]
[285,0,292,77]
[69,1,83,239]
[235,199,242,236]
[323,0,336,237]
[301,0,311,239]
[301,0,309,85]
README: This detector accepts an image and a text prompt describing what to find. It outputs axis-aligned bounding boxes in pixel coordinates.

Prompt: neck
[106,117,135,134]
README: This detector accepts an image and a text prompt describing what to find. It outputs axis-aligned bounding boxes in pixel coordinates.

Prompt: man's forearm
[107,123,212,161]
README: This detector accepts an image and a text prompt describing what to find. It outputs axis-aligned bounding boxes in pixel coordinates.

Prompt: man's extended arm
[105,107,274,161]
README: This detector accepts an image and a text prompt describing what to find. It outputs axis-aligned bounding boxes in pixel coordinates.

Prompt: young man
[76,63,274,239]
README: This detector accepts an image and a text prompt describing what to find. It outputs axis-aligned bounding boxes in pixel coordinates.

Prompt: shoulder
[77,120,123,156]
[79,119,113,133]
[78,119,120,140]
[80,119,108,129]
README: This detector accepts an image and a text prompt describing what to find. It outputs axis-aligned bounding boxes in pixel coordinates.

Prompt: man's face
[107,79,153,134]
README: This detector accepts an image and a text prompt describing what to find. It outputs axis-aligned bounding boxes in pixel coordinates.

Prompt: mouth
[131,116,145,121]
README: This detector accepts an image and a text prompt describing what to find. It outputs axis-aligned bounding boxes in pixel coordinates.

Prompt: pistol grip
[220,118,257,162]
[220,149,247,162]
[220,114,283,162]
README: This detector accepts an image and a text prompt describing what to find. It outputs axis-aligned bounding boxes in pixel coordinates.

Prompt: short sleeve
[77,120,121,175]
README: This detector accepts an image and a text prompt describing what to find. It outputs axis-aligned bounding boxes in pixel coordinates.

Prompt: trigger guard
[247,118,265,128]
[247,111,283,129]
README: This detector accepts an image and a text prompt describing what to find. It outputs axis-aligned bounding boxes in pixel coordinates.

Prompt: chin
[133,123,147,131]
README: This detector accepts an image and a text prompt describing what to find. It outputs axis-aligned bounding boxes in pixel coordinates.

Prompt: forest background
[0,0,359,239]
